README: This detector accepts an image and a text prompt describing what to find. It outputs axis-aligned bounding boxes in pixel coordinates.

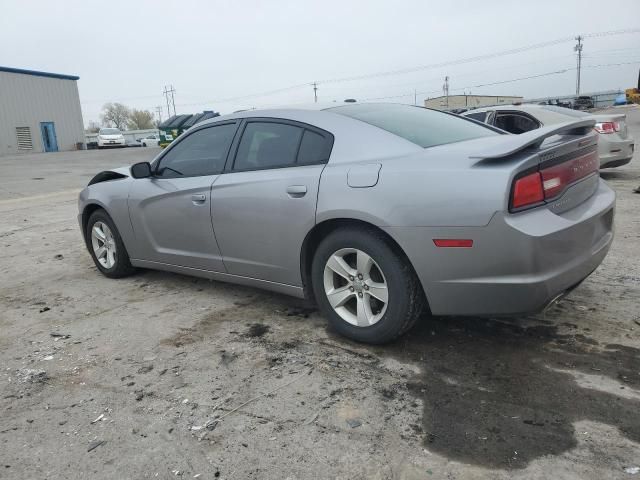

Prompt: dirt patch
[244,323,271,338]
[381,315,640,469]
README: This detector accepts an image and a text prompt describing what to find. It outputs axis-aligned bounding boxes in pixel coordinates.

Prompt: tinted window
[234,122,302,170]
[297,130,332,165]
[494,113,540,134]
[156,123,236,178]
[464,111,488,123]
[329,103,497,148]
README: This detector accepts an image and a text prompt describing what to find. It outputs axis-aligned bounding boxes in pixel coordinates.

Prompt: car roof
[178,103,428,164]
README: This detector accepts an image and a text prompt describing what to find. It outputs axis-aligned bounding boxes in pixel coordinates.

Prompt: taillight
[512,172,544,209]
[510,149,599,212]
[594,122,616,134]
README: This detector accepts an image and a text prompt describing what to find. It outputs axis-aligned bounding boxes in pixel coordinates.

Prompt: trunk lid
[470,119,599,214]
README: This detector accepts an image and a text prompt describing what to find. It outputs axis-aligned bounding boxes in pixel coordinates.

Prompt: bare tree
[101,103,131,130]
[127,109,155,130]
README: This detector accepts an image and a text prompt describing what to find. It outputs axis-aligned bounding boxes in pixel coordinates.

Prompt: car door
[211,119,334,286]
[128,121,238,271]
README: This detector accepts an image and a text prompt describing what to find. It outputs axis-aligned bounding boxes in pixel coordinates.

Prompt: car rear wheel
[86,209,136,278]
[311,227,424,344]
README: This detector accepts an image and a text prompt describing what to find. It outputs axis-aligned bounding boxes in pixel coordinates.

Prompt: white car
[97,128,126,148]
[139,134,160,147]
[462,104,634,169]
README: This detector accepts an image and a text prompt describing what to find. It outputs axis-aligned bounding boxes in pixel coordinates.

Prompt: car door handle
[286,185,307,198]
[191,194,206,204]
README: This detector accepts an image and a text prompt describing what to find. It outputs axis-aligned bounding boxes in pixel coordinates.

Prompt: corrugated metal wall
[0,71,85,156]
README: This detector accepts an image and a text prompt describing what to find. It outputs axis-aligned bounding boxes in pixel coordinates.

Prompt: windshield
[328,103,498,148]
[99,128,121,135]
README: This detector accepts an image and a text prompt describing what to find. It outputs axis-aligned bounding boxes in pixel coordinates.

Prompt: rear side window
[494,113,540,134]
[297,130,332,165]
[329,103,497,148]
[464,111,488,123]
[156,123,236,178]
[234,122,303,170]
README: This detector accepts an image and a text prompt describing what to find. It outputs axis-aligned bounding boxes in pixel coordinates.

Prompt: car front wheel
[86,209,136,278]
[311,226,424,344]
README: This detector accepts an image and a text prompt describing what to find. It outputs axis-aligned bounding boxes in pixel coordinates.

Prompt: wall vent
[16,127,33,151]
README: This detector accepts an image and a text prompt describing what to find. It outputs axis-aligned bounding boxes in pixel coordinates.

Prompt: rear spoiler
[470,119,596,160]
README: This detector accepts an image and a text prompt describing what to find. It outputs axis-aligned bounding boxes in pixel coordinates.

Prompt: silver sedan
[78,103,615,344]
[462,104,635,168]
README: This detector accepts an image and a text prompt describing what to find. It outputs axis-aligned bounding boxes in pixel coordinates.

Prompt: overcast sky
[1,0,638,126]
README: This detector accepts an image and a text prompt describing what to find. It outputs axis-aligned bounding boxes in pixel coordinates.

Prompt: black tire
[85,209,136,278]
[311,226,425,344]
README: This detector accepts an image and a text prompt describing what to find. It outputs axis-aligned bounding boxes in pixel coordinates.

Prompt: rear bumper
[385,180,615,316]
[599,139,634,168]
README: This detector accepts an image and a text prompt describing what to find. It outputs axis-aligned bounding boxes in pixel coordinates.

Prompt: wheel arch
[81,203,107,242]
[300,217,428,310]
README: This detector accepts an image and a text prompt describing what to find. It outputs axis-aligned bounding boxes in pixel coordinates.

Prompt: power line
[357,60,640,103]
[175,83,310,107]
[80,28,640,111]
[315,28,640,85]
[155,28,640,109]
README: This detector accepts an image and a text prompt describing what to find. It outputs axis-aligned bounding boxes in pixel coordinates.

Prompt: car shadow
[600,169,638,182]
[375,313,640,469]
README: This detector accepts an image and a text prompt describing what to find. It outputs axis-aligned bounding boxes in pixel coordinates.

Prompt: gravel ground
[1,107,639,480]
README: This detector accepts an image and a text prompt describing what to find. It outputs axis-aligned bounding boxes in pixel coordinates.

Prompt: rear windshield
[99,128,121,135]
[327,103,498,148]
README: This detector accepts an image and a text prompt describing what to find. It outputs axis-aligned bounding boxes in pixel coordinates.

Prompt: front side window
[234,122,303,170]
[156,123,236,178]
[328,103,497,148]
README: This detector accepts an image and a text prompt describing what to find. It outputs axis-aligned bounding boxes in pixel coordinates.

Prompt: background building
[0,66,85,157]
[425,94,523,111]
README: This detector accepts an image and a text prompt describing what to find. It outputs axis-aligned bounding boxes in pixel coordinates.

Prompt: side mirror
[131,162,152,179]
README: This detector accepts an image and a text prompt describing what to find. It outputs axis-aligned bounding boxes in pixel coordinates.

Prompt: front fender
[78,176,137,256]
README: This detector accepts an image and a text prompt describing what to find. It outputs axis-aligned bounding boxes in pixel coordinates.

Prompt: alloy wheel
[323,248,388,327]
[90,221,116,269]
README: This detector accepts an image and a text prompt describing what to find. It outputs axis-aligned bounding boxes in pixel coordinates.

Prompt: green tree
[127,109,156,130]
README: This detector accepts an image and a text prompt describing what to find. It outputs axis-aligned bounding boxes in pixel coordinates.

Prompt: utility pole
[163,85,177,117]
[312,82,318,103]
[155,106,163,124]
[574,35,583,96]
[414,89,417,106]
[170,85,176,116]
[443,76,450,108]
[163,86,171,117]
